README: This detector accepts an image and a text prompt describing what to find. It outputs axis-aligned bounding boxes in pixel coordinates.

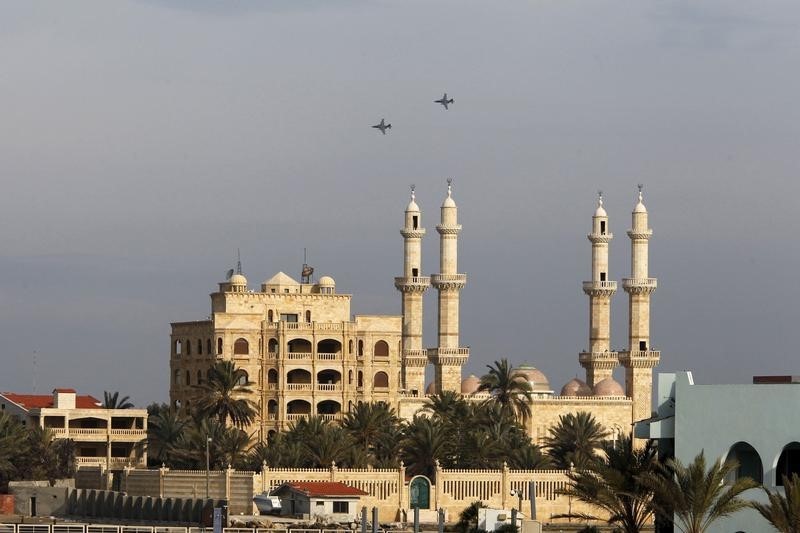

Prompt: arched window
[185,370,191,385]
[234,338,249,355]
[374,340,389,357]
[726,442,763,484]
[236,370,249,386]
[185,340,191,355]
[197,339,203,355]
[348,340,353,354]
[197,370,203,384]
[217,338,223,354]
[268,338,278,354]
[174,369,181,385]
[268,369,279,387]
[374,371,389,388]
[358,340,364,357]
[305,310,311,323]
[357,371,363,388]
[206,339,212,354]
[268,310,274,322]
[777,443,800,486]
[174,339,182,355]
[348,370,353,385]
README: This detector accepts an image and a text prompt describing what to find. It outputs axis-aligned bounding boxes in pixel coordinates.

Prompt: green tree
[103,391,134,409]
[507,443,551,470]
[0,412,29,489]
[304,425,354,467]
[400,416,449,480]
[342,401,400,463]
[194,360,258,428]
[216,427,253,469]
[456,501,487,533]
[643,450,758,533]
[148,406,188,466]
[477,359,533,424]
[554,435,658,533]
[543,411,608,469]
[750,473,800,533]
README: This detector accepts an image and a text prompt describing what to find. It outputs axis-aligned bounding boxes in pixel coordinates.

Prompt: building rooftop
[753,375,800,384]
[277,481,368,498]
[1,392,102,410]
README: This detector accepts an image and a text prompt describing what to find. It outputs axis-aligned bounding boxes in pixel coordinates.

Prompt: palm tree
[342,401,400,461]
[148,406,187,466]
[0,412,29,488]
[477,359,533,423]
[304,425,354,467]
[508,443,551,470]
[456,501,487,533]
[750,473,800,532]
[424,390,470,421]
[194,360,258,428]
[554,434,658,533]
[400,416,450,480]
[643,450,758,533]
[103,391,134,409]
[216,427,253,469]
[543,411,608,469]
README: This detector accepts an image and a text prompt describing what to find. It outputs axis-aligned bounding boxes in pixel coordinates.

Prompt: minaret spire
[394,185,430,395]
[429,179,468,394]
[620,185,660,424]
[579,191,618,387]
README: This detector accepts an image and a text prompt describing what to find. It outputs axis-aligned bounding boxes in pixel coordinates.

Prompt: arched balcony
[317,400,341,421]
[776,442,800,486]
[374,340,389,358]
[317,339,342,361]
[286,399,311,421]
[287,339,312,361]
[726,441,763,484]
[286,369,312,391]
[267,369,279,390]
[317,370,342,392]
[266,399,278,421]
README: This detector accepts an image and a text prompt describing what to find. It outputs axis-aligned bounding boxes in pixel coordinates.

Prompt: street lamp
[206,436,212,499]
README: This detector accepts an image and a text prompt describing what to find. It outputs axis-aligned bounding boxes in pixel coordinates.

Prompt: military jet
[372,118,392,135]
[434,93,454,110]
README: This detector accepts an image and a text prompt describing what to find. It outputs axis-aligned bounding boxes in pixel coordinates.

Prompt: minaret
[394,186,430,395]
[429,179,469,393]
[579,192,619,387]
[620,185,660,423]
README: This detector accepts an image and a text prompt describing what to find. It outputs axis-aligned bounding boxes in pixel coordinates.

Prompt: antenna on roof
[301,248,314,284]
[237,248,242,275]
[32,350,38,394]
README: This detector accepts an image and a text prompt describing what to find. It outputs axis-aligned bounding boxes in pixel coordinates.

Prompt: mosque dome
[593,377,625,397]
[229,273,247,286]
[516,364,551,392]
[406,198,420,212]
[461,375,481,394]
[318,276,335,287]
[560,378,593,397]
[425,382,437,395]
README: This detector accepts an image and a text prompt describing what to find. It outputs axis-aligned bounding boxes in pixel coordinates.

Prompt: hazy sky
[1,0,799,406]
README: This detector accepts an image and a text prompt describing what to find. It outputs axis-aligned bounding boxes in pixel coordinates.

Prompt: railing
[622,277,658,288]
[0,526,377,533]
[286,383,313,391]
[53,428,145,438]
[318,414,342,421]
[111,429,145,436]
[402,349,428,358]
[317,352,341,360]
[287,352,312,360]
[582,280,618,290]
[286,414,310,421]
[266,383,278,390]
[316,384,341,392]
[265,414,277,421]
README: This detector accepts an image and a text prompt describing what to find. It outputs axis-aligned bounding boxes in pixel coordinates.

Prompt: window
[280,313,298,323]
[374,372,389,388]
[600,272,606,281]
[284,288,290,293]
[639,340,647,350]
[197,339,203,355]
[316,501,324,507]
[197,370,203,385]
[412,215,418,229]
[727,442,763,484]
[600,220,606,234]
[305,310,311,323]
[206,339,212,354]
[358,340,364,357]
[374,340,389,357]
[186,340,191,355]
[412,268,418,277]
[217,338,223,354]
[268,310,274,322]
[186,370,190,385]
[236,371,249,386]
[777,443,800,486]
[234,338,249,355]
[175,340,182,355]
[333,501,348,514]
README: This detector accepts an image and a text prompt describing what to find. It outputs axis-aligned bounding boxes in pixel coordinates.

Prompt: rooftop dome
[461,375,481,394]
[634,189,647,214]
[318,275,335,287]
[560,378,593,397]
[594,194,607,217]
[442,180,456,208]
[516,364,551,392]
[593,377,625,397]
[229,273,247,285]
[425,382,437,395]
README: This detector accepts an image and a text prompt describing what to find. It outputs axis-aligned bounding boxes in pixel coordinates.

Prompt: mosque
[169,183,659,444]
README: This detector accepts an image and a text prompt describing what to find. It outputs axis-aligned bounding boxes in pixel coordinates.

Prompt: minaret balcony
[431,273,467,290]
[579,351,619,370]
[427,347,469,365]
[400,228,426,239]
[394,276,431,292]
[626,229,653,240]
[582,280,617,296]
[587,232,613,243]
[619,350,661,368]
[622,278,657,294]
[402,349,429,367]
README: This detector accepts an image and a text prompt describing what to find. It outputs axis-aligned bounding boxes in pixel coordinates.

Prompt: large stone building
[170,184,659,443]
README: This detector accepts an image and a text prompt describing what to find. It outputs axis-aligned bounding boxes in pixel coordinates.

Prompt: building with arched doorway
[170,185,658,444]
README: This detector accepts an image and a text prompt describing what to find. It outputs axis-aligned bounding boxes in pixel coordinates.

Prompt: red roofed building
[0,389,148,470]
[271,481,367,521]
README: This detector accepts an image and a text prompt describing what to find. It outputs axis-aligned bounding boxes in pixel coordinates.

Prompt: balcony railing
[317,352,341,361]
[51,428,146,439]
[266,383,278,390]
[582,281,618,291]
[286,383,313,391]
[287,352,312,360]
[286,413,310,421]
[621,278,658,289]
[319,414,342,421]
[316,384,341,392]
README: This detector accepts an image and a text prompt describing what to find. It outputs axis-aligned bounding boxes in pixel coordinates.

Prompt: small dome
[442,181,457,208]
[406,198,420,212]
[318,275,335,287]
[425,382,437,395]
[516,364,551,392]
[594,194,607,217]
[461,375,480,394]
[633,188,647,214]
[560,378,593,397]
[593,377,625,397]
[229,273,247,285]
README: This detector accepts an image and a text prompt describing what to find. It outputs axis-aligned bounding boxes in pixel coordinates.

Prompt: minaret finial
[597,190,603,206]
[637,183,643,202]
[447,178,453,197]
[410,184,416,201]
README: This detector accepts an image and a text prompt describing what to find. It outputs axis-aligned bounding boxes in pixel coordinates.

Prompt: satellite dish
[225,269,235,280]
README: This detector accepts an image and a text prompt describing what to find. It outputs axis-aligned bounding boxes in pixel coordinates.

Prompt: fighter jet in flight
[434,93,454,110]
[372,118,392,135]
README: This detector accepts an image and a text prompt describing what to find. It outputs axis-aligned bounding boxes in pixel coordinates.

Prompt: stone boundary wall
[112,464,599,524]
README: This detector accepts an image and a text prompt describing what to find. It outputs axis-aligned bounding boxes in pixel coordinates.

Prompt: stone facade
[169,186,659,444]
